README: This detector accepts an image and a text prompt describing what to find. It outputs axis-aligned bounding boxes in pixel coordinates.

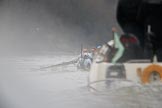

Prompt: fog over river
[0,0,119,56]
[1,1,162,108]
[1,56,162,108]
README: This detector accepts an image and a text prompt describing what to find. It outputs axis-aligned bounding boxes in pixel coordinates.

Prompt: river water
[1,55,162,108]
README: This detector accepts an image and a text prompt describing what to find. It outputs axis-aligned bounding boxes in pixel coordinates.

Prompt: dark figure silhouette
[117,0,162,61]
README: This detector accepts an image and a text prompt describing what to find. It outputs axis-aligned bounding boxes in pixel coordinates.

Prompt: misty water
[1,0,162,108]
[1,55,162,108]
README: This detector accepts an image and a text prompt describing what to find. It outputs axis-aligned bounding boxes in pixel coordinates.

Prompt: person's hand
[112,27,117,32]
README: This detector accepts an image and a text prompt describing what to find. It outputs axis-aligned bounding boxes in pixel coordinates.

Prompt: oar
[39,45,83,70]
[39,58,78,70]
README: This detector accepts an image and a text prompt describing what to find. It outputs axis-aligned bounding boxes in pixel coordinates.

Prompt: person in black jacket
[116,0,162,61]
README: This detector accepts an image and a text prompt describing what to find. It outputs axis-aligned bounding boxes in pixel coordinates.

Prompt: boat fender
[140,64,162,84]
